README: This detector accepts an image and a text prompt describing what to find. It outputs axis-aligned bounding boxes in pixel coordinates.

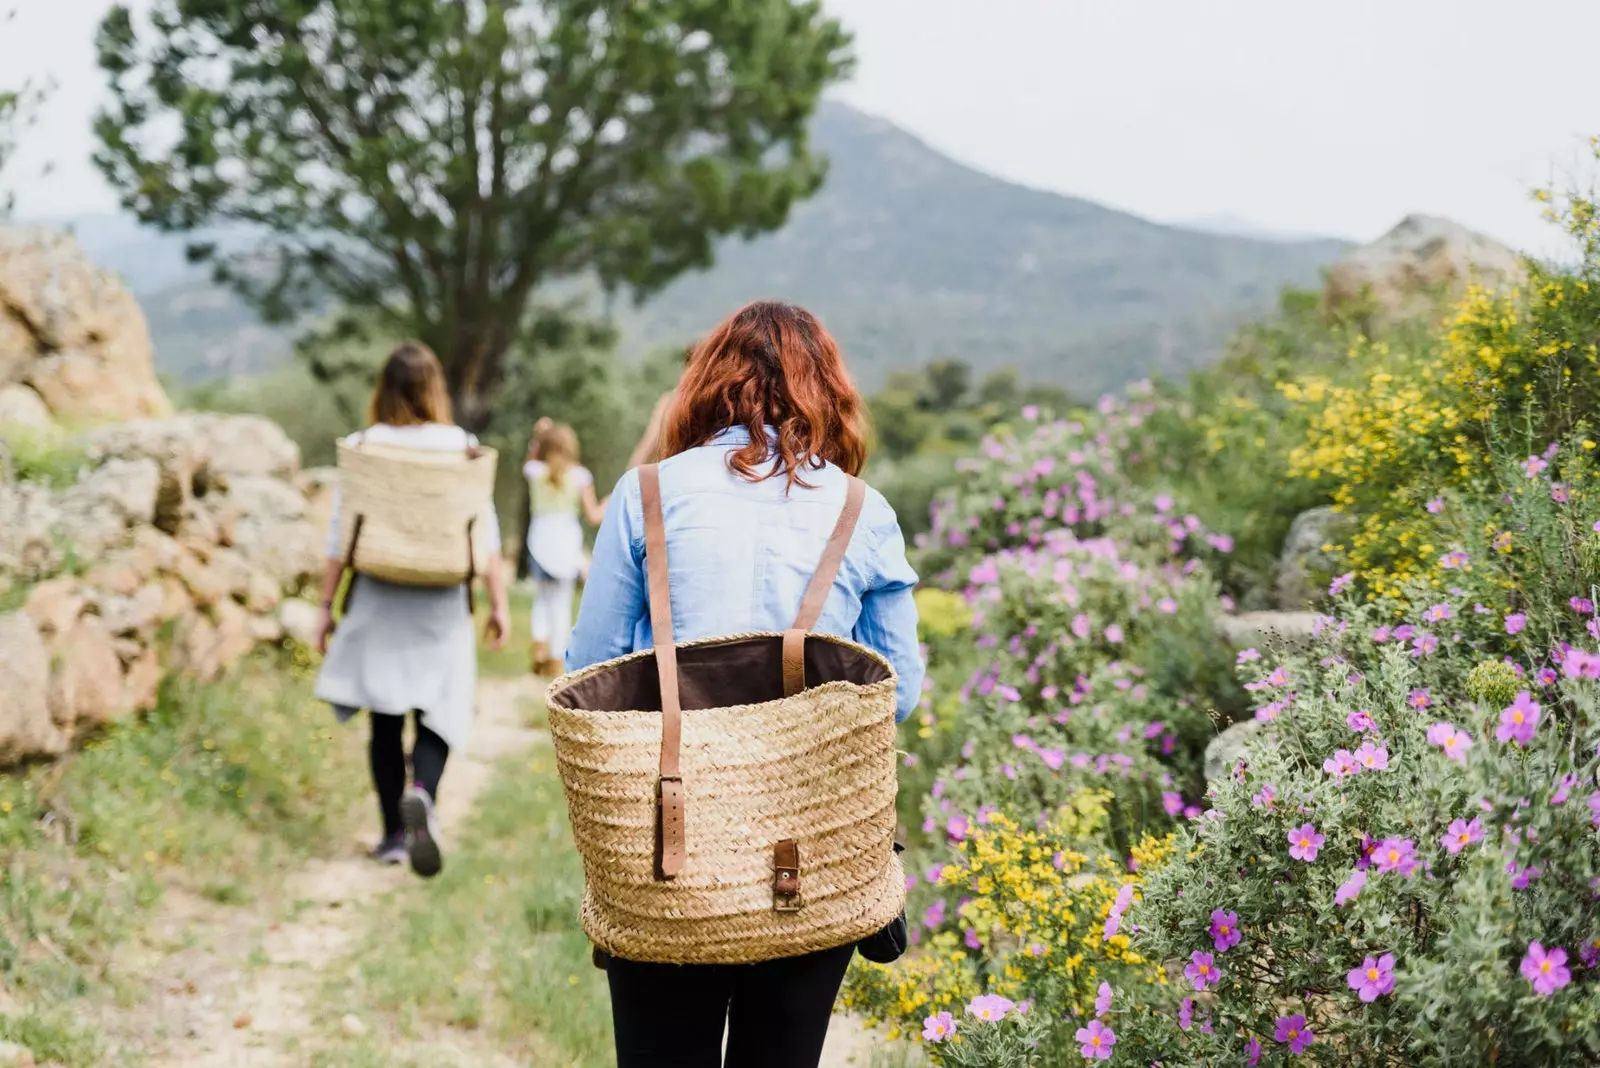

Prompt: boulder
[0,479,63,579]
[1205,719,1267,781]
[1274,507,1355,609]
[23,577,85,637]
[176,549,229,608]
[1216,611,1321,651]
[94,581,167,638]
[122,650,163,714]
[1324,215,1525,322]
[0,383,53,431]
[53,457,162,556]
[278,597,322,648]
[45,616,124,730]
[0,611,66,764]
[0,225,171,422]
[210,599,257,673]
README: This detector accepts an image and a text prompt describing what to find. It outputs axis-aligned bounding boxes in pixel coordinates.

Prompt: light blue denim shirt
[566,427,925,722]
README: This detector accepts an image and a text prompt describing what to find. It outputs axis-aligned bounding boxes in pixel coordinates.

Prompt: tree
[94,0,853,430]
[0,8,49,217]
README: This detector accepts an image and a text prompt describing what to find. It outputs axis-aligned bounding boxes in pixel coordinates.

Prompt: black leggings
[369,711,449,839]
[606,943,855,1068]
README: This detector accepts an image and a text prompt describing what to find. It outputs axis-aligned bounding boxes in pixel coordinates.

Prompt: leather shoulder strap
[637,464,685,878]
[782,475,867,696]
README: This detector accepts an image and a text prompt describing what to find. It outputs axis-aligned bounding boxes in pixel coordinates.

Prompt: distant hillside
[46,102,1349,395]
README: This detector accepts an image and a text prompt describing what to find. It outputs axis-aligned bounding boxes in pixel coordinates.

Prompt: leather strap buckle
[773,839,801,912]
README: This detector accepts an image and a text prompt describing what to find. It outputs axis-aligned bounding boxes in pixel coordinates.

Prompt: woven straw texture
[547,632,905,965]
[335,440,498,586]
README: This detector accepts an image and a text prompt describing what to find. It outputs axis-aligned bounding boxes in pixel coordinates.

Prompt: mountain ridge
[33,101,1350,395]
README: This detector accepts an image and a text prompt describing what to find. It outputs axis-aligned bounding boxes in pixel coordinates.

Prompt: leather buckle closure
[773,839,801,912]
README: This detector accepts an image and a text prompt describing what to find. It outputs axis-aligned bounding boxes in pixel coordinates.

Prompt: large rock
[0,383,53,430]
[1324,215,1524,322]
[0,611,65,763]
[0,226,171,423]
[1274,506,1355,609]
[1206,719,1267,780]
[46,616,124,730]
[1216,611,1321,651]
[53,457,162,556]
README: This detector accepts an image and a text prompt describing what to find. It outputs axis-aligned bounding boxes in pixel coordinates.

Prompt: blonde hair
[369,341,452,427]
[536,422,580,489]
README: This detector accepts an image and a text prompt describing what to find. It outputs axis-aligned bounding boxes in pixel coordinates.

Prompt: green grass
[0,427,88,489]
[0,649,368,1066]
[317,729,613,1066]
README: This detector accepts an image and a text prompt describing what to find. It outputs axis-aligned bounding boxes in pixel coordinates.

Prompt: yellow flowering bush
[841,796,1172,1060]
[1284,191,1600,604]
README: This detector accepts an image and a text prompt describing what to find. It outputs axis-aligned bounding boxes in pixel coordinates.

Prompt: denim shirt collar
[709,425,778,447]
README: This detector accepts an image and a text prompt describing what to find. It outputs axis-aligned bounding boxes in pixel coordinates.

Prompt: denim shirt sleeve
[565,469,645,672]
[853,492,925,723]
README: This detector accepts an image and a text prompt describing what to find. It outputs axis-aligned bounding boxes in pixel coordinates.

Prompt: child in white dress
[524,422,605,676]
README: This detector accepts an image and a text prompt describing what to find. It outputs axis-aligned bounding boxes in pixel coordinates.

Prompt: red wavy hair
[659,301,868,487]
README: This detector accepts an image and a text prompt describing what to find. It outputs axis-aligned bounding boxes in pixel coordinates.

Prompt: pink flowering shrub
[1118,552,1600,1062]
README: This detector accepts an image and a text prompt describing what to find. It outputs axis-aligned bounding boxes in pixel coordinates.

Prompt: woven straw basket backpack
[546,464,906,965]
[334,436,499,588]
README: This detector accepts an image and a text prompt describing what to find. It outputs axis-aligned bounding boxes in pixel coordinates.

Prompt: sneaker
[368,834,406,865]
[400,785,443,878]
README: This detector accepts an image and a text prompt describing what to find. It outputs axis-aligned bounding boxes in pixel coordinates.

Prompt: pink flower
[1496,692,1540,745]
[1347,953,1396,1002]
[1347,709,1376,732]
[1322,748,1361,780]
[1371,626,1392,643]
[946,814,970,841]
[1210,909,1241,952]
[1094,981,1113,1017]
[1103,883,1136,940]
[1237,648,1261,663]
[1157,597,1178,614]
[1076,1019,1116,1060]
[1411,632,1439,657]
[1353,742,1390,771]
[1329,572,1355,596]
[1407,688,1432,710]
[1104,624,1124,644]
[1439,550,1470,569]
[1071,614,1091,639]
[1185,950,1220,990]
[1373,836,1418,876]
[1335,869,1367,906]
[1252,783,1278,810]
[1177,997,1193,1031]
[1274,1013,1314,1054]
[1426,496,1445,514]
[1553,483,1572,503]
[1162,791,1185,817]
[1521,942,1572,996]
[1589,791,1600,828]
[1505,612,1527,635]
[1440,817,1483,855]
[922,1012,955,1042]
[1427,722,1473,762]
[923,900,946,928]
[1573,596,1596,614]
[1288,823,1324,862]
[1246,1036,1263,1066]
[1551,773,1580,806]
[1522,455,1549,478]
[967,994,1014,1021]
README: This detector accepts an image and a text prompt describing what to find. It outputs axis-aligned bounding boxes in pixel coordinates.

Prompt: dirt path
[94,671,891,1067]
[105,675,544,1067]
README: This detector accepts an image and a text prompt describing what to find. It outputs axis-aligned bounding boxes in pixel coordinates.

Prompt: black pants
[369,711,449,839]
[606,943,855,1068]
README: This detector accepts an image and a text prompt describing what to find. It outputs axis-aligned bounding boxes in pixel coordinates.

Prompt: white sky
[4,0,1599,254]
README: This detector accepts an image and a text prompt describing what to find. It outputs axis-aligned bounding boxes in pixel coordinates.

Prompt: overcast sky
[5,0,1599,254]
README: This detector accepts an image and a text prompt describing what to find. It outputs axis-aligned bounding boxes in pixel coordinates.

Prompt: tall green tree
[94,0,852,430]
[0,8,49,217]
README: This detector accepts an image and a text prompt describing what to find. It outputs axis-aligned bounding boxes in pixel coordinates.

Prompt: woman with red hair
[565,300,924,1068]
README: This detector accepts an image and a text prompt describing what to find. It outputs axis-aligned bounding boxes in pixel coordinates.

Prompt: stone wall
[0,413,326,767]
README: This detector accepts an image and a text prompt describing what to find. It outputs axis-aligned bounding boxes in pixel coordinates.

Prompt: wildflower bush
[843,794,1174,1064]
[1282,183,1600,605]
[1116,443,1600,1065]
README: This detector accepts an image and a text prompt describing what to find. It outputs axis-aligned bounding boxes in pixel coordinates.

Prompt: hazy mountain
[39,102,1350,395]
[1180,213,1349,244]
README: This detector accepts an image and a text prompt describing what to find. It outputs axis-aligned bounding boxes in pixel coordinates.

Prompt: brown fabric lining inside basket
[552,636,891,714]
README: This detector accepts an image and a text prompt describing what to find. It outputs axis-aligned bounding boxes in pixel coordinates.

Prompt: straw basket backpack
[546,464,906,965]
[333,435,499,597]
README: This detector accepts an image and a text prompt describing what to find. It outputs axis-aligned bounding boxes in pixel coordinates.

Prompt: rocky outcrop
[1205,719,1266,780]
[1216,611,1321,651]
[1324,214,1524,322]
[0,412,324,765]
[0,226,172,424]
